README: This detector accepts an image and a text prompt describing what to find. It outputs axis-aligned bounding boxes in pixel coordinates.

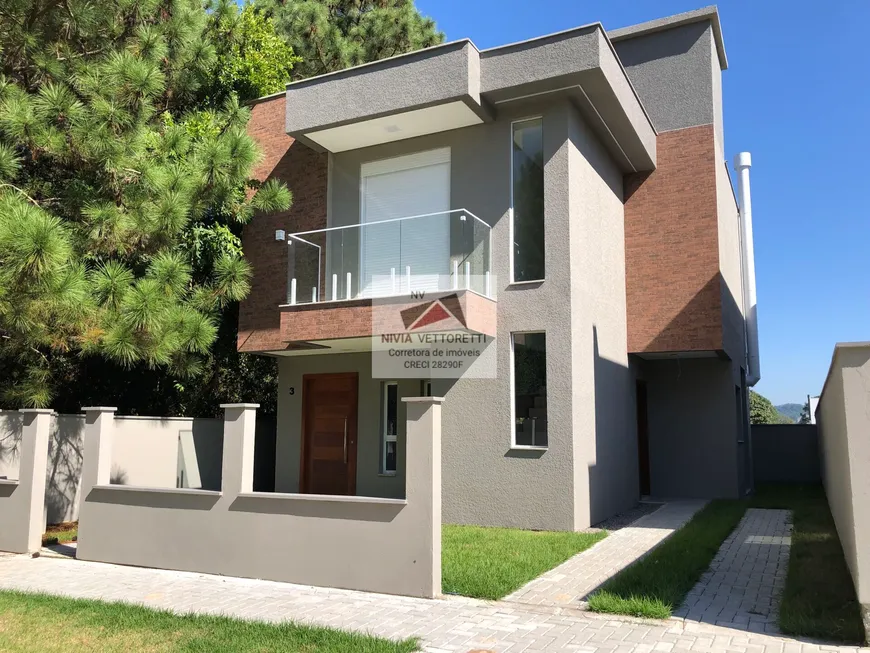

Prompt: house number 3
[289,387,295,395]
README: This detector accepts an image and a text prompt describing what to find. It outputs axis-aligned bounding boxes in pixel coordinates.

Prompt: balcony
[277,209,497,354]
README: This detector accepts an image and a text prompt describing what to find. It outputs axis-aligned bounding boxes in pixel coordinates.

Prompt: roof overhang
[284,25,656,172]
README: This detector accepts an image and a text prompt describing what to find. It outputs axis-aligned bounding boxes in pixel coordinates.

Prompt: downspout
[734,152,760,386]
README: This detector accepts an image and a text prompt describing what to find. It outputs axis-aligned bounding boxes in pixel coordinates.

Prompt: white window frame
[510,331,548,450]
[509,117,545,286]
[381,381,399,475]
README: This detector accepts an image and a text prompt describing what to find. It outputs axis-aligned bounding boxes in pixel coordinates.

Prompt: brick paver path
[2,553,860,652]
[674,508,792,634]
[505,500,707,608]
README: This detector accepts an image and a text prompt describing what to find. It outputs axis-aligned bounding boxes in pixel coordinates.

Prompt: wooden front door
[301,373,358,495]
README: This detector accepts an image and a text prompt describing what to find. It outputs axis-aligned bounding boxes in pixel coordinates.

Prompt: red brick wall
[238,95,328,352]
[624,124,723,353]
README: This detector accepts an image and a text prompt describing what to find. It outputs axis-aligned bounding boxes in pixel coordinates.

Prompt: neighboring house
[809,395,820,424]
[239,6,761,531]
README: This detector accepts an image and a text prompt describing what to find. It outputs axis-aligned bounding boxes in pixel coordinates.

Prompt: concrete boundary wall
[76,399,442,598]
[816,342,870,638]
[0,410,52,554]
[751,424,820,485]
[0,411,224,524]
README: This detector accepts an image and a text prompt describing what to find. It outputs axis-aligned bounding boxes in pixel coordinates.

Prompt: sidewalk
[0,553,864,652]
[505,500,706,608]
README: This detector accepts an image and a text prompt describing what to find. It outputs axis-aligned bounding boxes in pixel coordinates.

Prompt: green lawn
[587,500,747,619]
[0,591,418,653]
[442,524,606,600]
[587,485,865,645]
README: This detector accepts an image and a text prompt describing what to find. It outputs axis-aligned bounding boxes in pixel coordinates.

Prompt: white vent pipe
[734,152,760,386]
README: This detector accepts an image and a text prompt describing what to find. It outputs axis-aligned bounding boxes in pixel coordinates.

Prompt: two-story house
[238,5,761,531]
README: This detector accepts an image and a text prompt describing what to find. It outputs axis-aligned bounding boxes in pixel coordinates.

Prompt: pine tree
[254,0,444,80]
[0,0,293,407]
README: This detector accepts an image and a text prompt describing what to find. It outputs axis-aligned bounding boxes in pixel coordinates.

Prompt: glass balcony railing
[285,209,493,305]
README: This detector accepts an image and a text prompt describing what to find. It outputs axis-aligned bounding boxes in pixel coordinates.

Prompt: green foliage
[207,1,302,102]
[0,0,290,407]
[255,0,444,79]
[750,390,791,424]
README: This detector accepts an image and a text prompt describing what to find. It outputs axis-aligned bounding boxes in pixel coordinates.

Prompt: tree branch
[0,182,40,207]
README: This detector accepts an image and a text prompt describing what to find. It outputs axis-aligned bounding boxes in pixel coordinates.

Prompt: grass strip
[442,524,606,600]
[0,590,418,653]
[750,485,864,644]
[587,500,746,619]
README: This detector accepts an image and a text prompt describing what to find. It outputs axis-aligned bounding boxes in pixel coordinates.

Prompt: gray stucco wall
[566,103,637,526]
[612,22,717,135]
[279,97,634,531]
[717,156,745,366]
[641,356,742,499]
[751,424,820,485]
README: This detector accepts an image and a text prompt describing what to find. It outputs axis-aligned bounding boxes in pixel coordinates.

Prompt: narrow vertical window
[382,382,398,474]
[512,332,547,447]
[511,118,545,282]
[420,380,432,397]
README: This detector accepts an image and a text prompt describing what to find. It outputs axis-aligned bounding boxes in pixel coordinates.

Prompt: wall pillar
[220,404,258,497]
[402,397,443,598]
[0,409,53,554]
[79,407,116,505]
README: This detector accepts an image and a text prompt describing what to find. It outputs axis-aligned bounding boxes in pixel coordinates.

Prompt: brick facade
[272,291,497,347]
[624,124,724,354]
[239,95,328,352]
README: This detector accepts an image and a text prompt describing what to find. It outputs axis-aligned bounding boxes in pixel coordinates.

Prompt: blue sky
[417,0,870,405]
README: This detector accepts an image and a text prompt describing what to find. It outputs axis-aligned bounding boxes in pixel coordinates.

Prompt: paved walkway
[505,500,707,608]
[3,553,861,652]
[674,508,793,634]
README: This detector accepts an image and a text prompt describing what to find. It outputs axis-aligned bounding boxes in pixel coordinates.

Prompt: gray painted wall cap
[81,406,118,412]
[219,403,261,409]
[402,396,446,404]
[18,408,55,414]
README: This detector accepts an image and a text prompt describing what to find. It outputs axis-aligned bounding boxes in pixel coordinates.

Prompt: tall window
[511,118,545,282]
[512,332,548,447]
[382,382,398,474]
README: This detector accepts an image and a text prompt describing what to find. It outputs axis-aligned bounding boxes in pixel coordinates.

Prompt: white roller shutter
[360,148,450,297]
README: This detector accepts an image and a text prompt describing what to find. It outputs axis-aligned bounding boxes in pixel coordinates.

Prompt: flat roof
[609,5,728,70]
